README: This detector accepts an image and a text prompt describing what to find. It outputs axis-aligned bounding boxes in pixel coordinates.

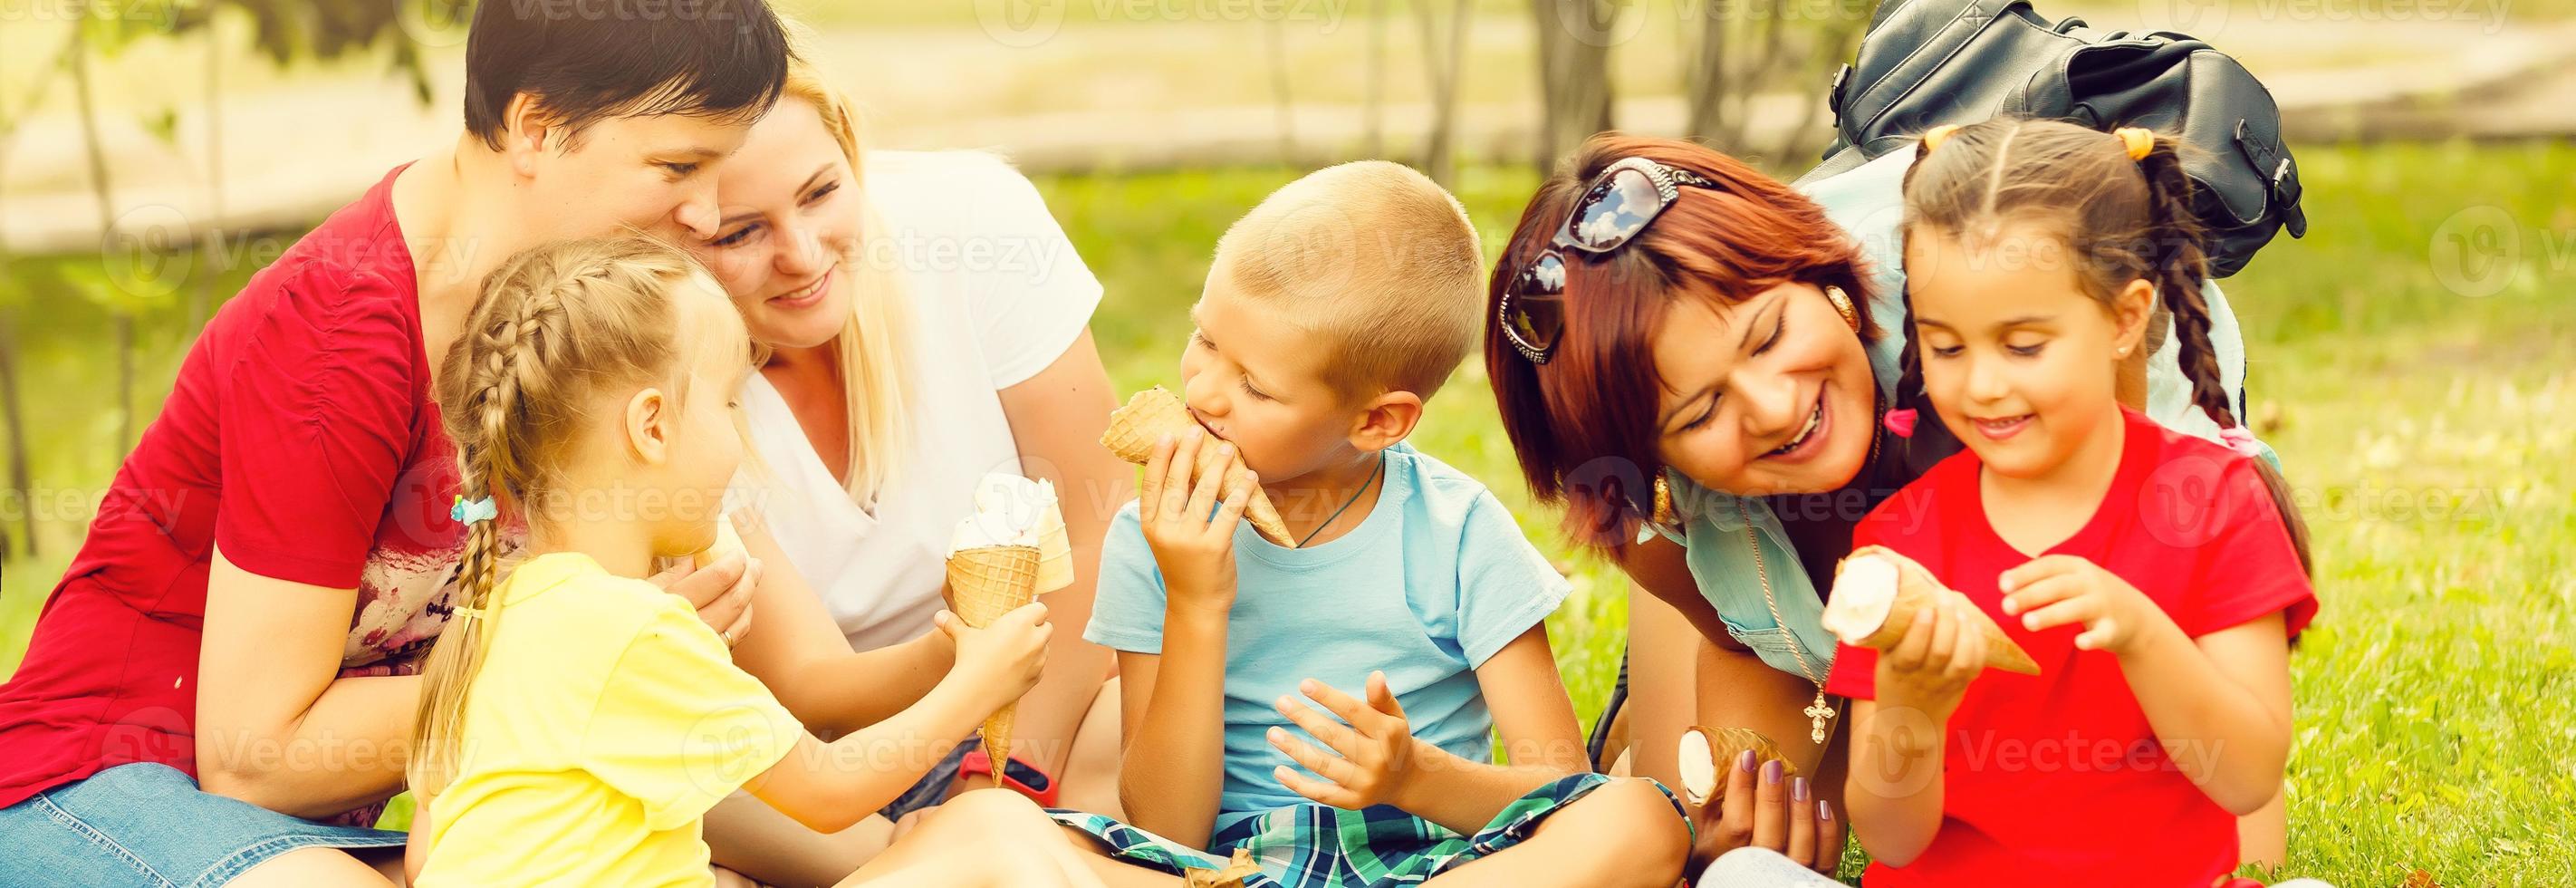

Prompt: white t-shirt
[737,150,1104,651]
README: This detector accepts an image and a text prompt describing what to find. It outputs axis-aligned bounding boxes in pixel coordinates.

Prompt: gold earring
[1650,473,1676,526]
[1826,285,1859,332]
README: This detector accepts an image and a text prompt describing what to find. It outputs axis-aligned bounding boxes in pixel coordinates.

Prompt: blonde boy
[1058,161,1693,887]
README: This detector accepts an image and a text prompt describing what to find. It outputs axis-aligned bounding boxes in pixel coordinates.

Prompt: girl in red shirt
[1822,120,2317,887]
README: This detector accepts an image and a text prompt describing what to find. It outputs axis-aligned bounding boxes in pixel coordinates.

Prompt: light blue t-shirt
[1084,442,1572,836]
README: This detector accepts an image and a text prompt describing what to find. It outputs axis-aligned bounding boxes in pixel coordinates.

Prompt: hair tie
[2217,426,2264,458]
[450,605,488,621]
[2114,127,2155,161]
[451,496,498,525]
[1882,409,1919,439]
[1920,124,1962,154]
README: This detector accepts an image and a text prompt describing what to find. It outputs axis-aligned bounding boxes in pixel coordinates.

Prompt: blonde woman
[686,62,1132,884]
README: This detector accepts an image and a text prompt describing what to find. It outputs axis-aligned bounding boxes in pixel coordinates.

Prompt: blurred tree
[0,0,444,553]
[1365,0,1389,157]
[1683,0,1870,163]
[1265,17,1297,162]
[0,33,74,558]
[68,15,148,452]
[1414,0,1475,186]
[57,1,450,455]
[1533,0,1618,172]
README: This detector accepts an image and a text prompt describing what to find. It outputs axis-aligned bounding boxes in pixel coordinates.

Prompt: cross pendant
[1804,694,1836,744]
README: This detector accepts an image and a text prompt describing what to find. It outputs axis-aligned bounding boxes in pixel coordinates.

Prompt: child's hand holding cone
[932,599,1052,745]
[1104,387,1294,547]
[1824,546,2040,675]
[943,475,1061,767]
[1137,427,1256,613]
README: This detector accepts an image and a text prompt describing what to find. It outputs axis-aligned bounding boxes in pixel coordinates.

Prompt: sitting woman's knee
[1589,778,1691,856]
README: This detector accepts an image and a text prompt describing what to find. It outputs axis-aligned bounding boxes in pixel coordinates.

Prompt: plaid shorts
[1050,773,1686,887]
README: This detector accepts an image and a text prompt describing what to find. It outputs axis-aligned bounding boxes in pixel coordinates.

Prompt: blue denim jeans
[0,763,404,887]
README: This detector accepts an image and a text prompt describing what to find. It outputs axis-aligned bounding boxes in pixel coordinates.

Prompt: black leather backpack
[1795,0,2308,277]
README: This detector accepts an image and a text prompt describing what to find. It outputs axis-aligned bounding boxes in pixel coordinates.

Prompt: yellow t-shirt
[417,552,803,888]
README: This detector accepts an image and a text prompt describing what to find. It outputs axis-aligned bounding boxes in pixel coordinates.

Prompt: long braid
[2134,134,2233,431]
[2135,134,2312,575]
[409,238,697,799]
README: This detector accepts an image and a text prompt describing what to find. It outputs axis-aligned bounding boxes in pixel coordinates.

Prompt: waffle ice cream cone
[946,543,1042,767]
[1101,387,1296,547]
[1821,545,2040,676]
[1676,726,1795,807]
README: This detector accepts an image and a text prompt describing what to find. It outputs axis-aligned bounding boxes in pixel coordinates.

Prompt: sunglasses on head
[1498,157,1723,364]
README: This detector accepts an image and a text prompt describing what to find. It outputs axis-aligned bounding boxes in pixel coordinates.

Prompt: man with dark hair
[0,3,793,885]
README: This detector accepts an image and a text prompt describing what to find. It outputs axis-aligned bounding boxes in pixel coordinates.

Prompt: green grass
[4,140,2573,883]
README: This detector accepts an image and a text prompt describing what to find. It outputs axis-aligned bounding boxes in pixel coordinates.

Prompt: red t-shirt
[1824,408,2315,888]
[0,166,467,817]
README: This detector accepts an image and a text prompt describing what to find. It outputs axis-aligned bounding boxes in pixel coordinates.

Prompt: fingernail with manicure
[1762,758,1783,785]
[1818,800,1832,821]
[1792,777,1810,802]
[1738,749,1757,773]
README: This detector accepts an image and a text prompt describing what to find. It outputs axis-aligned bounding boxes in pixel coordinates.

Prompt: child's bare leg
[2238,789,2286,871]
[1420,778,1689,888]
[1053,677,1129,819]
[705,790,893,886]
[840,789,1104,887]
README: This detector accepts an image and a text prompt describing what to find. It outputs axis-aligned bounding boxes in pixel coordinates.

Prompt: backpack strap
[2235,119,2308,237]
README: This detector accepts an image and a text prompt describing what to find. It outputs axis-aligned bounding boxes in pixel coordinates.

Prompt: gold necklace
[1740,498,1837,744]
[1735,399,1882,746]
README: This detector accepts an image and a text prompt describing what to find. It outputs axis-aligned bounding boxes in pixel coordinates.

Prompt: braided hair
[1896,118,2310,574]
[408,236,706,797]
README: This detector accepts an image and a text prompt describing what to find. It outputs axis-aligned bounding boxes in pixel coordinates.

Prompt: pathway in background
[1,9,2569,252]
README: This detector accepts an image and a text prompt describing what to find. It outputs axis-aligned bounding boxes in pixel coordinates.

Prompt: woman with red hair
[1482,134,2265,874]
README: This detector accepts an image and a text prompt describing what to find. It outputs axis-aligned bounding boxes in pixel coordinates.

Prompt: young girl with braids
[399,236,1097,887]
[1820,119,2318,886]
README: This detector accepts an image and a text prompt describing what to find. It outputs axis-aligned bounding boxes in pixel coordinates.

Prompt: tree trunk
[1364,0,1388,158]
[193,28,222,336]
[0,311,21,557]
[69,30,136,454]
[1719,0,1793,150]
[1264,17,1297,163]
[1683,0,1730,142]
[1533,0,1617,172]
[1415,0,1474,187]
[1773,14,1868,163]
[0,30,83,557]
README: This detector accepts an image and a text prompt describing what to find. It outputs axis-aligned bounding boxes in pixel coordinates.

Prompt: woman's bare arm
[195,547,420,818]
